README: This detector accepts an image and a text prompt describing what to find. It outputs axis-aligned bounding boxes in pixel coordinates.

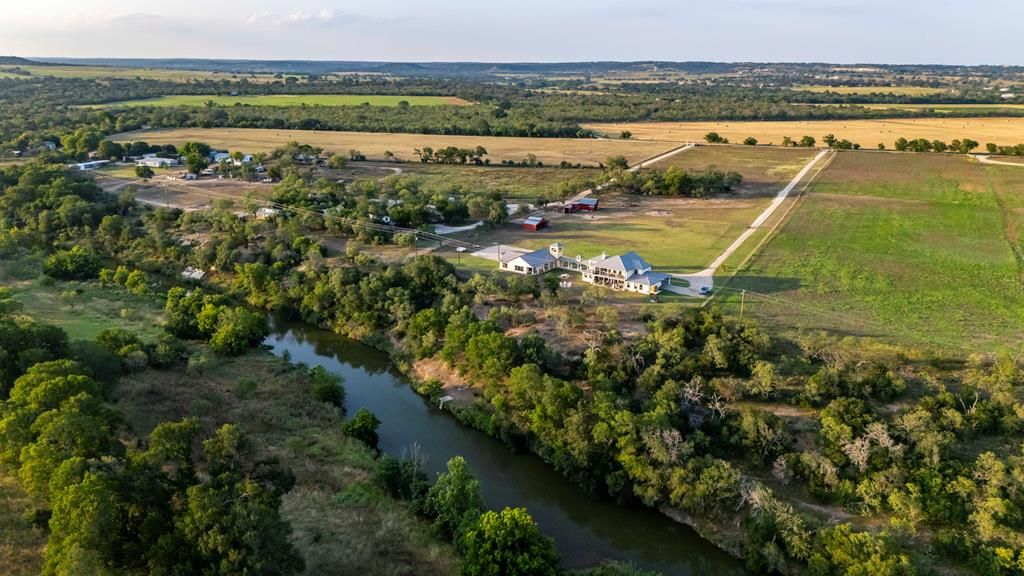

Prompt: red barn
[522,216,548,231]
[570,197,600,212]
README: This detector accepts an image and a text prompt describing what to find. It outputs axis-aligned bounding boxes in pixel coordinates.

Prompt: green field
[719,151,1024,351]
[2,275,167,341]
[92,94,471,108]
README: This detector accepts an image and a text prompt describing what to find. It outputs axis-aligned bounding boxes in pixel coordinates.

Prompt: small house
[571,197,600,212]
[74,160,110,171]
[137,155,180,168]
[255,207,281,220]
[181,267,206,281]
[522,216,548,231]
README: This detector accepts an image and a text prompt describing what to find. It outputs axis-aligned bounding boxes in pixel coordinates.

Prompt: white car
[699,285,712,296]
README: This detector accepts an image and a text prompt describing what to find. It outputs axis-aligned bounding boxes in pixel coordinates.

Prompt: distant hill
[0,56,45,66]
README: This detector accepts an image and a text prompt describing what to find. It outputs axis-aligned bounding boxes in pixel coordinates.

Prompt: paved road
[663,149,832,297]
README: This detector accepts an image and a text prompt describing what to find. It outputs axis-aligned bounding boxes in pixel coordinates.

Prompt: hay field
[112,128,678,166]
[0,64,283,83]
[584,118,1024,148]
[647,145,818,195]
[717,151,1024,351]
[790,85,950,95]
[91,94,470,108]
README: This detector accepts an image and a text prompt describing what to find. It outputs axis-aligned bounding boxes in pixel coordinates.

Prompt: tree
[800,136,817,148]
[743,137,758,146]
[822,134,838,148]
[44,247,101,280]
[343,408,381,450]
[209,307,269,355]
[705,132,725,144]
[620,131,632,140]
[421,456,484,541]
[808,524,915,576]
[309,365,346,409]
[460,507,559,576]
[328,154,346,169]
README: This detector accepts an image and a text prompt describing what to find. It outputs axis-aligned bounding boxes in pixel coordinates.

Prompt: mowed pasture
[91,94,471,108]
[585,117,1024,148]
[451,146,819,274]
[718,151,1024,351]
[112,128,678,166]
[397,164,603,201]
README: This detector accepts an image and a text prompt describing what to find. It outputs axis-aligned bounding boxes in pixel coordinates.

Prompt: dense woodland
[3,70,1024,152]
[3,156,1024,575]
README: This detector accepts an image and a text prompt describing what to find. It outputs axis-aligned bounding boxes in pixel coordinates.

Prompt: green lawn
[4,276,166,342]
[90,94,470,108]
[718,151,1024,351]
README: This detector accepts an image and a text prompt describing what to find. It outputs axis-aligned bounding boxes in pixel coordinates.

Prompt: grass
[446,146,820,275]
[111,128,680,166]
[790,85,950,96]
[0,473,45,576]
[116,350,457,575]
[716,151,1024,351]
[584,118,1024,148]
[89,94,471,108]
[398,164,603,201]
[2,274,167,342]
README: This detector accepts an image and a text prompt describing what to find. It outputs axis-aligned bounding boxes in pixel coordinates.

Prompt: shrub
[343,408,381,450]
[309,365,346,409]
[43,247,101,280]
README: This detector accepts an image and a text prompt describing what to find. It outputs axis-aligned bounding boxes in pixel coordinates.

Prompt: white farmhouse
[137,155,180,168]
[497,242,669,294]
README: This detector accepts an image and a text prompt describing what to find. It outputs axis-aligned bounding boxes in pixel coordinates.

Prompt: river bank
[265,316,747,575]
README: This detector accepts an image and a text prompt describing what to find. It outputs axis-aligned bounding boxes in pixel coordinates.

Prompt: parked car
[699,285,712,296]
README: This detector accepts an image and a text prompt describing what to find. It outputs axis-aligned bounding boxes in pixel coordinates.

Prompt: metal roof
[512,246,557,268]
[593,251,650,273]
[574,197,599,206]
[523,216,546,225]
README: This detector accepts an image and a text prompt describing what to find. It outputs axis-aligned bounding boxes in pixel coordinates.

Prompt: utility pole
[739,290,747,322]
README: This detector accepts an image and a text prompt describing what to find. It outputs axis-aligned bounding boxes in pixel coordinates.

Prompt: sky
[0,0,1020,65]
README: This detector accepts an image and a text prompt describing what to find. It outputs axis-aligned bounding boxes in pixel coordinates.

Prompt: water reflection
[265,318,746,575]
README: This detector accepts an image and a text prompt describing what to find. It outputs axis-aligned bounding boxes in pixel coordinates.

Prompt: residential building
[74,160,110,171]
[497,242,668,294]
[137,155,180,168]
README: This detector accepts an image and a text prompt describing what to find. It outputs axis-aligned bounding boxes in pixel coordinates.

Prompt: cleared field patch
[398,164,603,201]
[112,128,677,166]
[718,151,1024,351]
[818,103,1024,112]
[646,145,819,196]
[91,94,471,108]
[790,84,951,96]
[585,117,1024,148]
[3,276,167,342]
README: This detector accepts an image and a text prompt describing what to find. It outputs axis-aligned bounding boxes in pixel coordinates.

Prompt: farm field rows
[584,117,1024,147]
[112,127,678,166]
[448,146,820,274]
[716,151,1024,350]
[91,94,471,108]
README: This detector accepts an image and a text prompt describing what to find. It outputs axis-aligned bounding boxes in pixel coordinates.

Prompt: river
[264,318,746,575]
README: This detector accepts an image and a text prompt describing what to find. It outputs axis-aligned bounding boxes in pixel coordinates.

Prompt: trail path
[975,155,1024,168]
